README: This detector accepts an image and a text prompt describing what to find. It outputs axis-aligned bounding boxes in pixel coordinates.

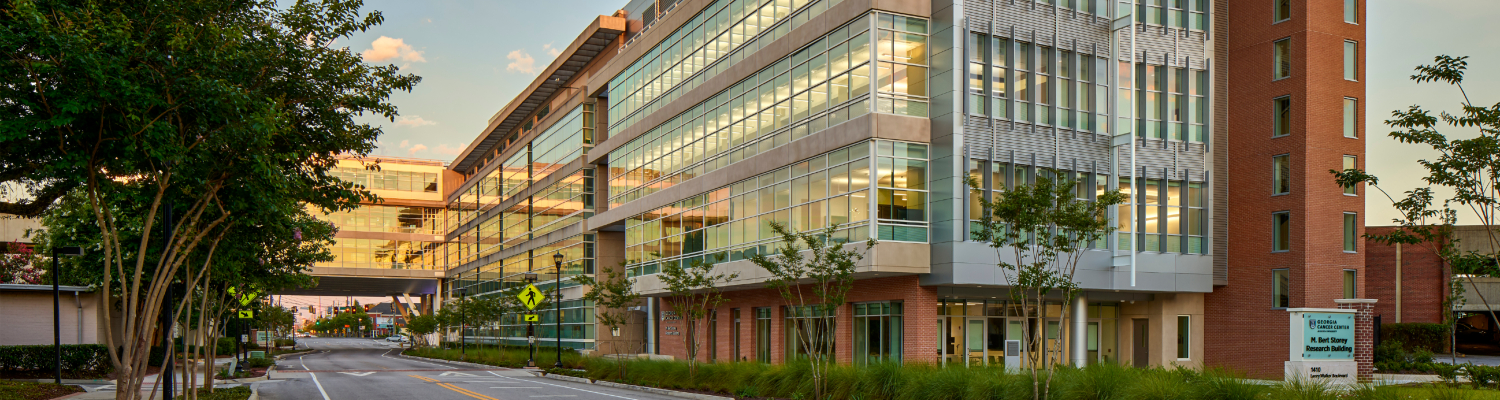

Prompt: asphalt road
[258,338,678,400]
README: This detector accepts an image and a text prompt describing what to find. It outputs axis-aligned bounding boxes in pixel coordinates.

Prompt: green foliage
[404,314,440,346]
[1465,364,1500,389]
[576,262,643,379]
[1434,362,1463,384]
[1383,323,1451,353]
[191,386,252,400]
[403,346,585,369]
[659,254,737,377]
[244,357,274,368]
[0,344,112,377]
[1425,384,1478,400]
[1264,379,1340,400]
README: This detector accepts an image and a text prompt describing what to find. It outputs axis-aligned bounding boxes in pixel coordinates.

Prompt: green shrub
[1346,383,1403,400]
[1433,363,1462,384]
[1383,323,1450,353]
[1124,369,1194,400]
[1412,348,1437,364]
[274,338,295,347]
[0,344,112,376]
[1191,369,1264,400]
[1424,383,1476,400]
[1373,339,1404,364]
[245,357,274,368]
[1064,362,1134,400]
[1465,364,1500,389]
[1267,379,1340,400]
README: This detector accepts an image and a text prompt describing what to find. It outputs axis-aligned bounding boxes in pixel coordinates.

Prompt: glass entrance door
[966,318,985,367]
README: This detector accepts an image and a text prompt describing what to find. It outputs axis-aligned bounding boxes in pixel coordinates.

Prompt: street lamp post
[552,253,564,369]
[458,288,467,361]
[524,273,537,368]
[51,246,83,385]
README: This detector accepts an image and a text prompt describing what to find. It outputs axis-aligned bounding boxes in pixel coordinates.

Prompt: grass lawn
[1383,384,1500,399]
[0,381,82,400]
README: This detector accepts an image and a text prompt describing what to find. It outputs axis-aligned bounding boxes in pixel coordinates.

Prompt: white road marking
[530,396,577,398]
[487,387,543,389]
[485,371,638,400]
[301,353,333,400]
[338,372,376,376]
[439,372,479,377]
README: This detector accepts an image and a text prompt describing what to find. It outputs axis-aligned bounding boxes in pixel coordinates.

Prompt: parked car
[386,335,407,342]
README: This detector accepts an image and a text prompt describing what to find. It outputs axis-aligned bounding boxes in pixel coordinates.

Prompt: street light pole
[459,288,467,361]
[51,246,82,385]
[552,253,564,369]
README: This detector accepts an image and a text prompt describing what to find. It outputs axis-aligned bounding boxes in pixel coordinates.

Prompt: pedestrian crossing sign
[517,284,544,310]
[524,314,539,322]
[238,310,254,319]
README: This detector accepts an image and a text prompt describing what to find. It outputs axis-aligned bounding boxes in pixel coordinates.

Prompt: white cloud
[434,144,463,156]
[399,140,411,149]
[506,49,537,74]
[408,144,428,156]
[543,43,562,58]
[394,115,437,127]
[361,36,426,63]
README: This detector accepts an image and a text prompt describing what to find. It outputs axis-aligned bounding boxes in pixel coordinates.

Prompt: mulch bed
[0,381,83,400]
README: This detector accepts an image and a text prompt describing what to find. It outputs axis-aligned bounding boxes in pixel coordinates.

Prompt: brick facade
[1337,299,1377,382]
[654,275,938,365]
[1203,0,1366,378]
[1363,226,1448,324]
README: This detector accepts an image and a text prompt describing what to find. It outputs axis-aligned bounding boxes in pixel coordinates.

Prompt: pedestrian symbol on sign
[517,284,544,310]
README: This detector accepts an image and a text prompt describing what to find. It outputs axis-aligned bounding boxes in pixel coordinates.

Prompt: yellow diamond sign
[524,314,539,322]
[517,284,544,310]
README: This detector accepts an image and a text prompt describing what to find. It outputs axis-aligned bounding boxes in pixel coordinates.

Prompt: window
[785,305,835,360]
[1272,155,1290,195]
[1344,41,1358,81]
[1342,156,1357,195]
[1273,269,1290,308]
[1176,315,1191,359]
[754,307,771,363]
[1273,211,1290,252]
[968,33,987,116]
[853,301,903,365]
[1344,212,1358,252]
[990,37,1009,119]
[1273,96,1291,137]
[1273,39,1291,80]
[1344,270,1357,298]
[1343,98,1358,138]
[1344,0,1358,23]
[732,309,742,362]
[1274,0,1291,22]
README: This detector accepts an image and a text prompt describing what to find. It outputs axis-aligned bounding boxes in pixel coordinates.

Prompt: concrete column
[1336,299,1378,382]
[1072,294,1089,366]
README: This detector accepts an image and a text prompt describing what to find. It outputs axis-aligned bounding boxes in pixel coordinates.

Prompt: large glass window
[1344,270,1357,298]
[755,307,771,363]
[874,13,930,117]
[968,33,987,116]
[1273,269,1290,308]
[785,305,835,361]
[853,301,903,365]
[1272,154,1290,195]
[608,16,880,207]
[1274,0,1290,22]
[1273,96,1291,137]
[1343,155,1357,195]
[876,141,929,241]
[1344,41,1358,81]
[1273,39,1291,80]
[1176,315,1190,359]
[1273,211,1290,252]
[1344,98,1358,138]
[1344,212,1358,252]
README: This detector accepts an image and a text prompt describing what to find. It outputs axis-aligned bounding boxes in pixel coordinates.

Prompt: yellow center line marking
[438,382,499,400]
[409,374,439,382]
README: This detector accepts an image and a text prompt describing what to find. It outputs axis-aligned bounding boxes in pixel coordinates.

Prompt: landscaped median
[402,346,1500,400]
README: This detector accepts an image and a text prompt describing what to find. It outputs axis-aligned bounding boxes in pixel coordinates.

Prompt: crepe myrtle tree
[1332,55,1500,350]
[749,222,874,400]
[969,174,1124,400]
[576,261,643,380]
[658,254,737,379]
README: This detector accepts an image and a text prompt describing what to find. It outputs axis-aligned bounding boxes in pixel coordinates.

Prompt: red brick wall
[653,275,938,364]
[1204,0,1366,378]
[1364,226,1448,324]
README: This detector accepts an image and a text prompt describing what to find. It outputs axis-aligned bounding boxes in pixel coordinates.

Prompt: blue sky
[343,0,1500,226]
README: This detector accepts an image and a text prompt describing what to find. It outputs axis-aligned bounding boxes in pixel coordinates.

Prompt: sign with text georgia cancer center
[1300,313,1355,359]
[1286,308,1357,384]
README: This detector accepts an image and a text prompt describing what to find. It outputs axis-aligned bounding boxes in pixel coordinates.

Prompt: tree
[748,223,872,400]
[1332,55,1500,350]
[576,261,643,379]
[659,255,736,379]
[405,314,440,347]
[257,305,296,348]
[969,175,1124,400]
[0,0,418,398]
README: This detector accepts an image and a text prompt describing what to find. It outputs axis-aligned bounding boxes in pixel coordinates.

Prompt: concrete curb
[396,352,508,370]
[531,372,734,400]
